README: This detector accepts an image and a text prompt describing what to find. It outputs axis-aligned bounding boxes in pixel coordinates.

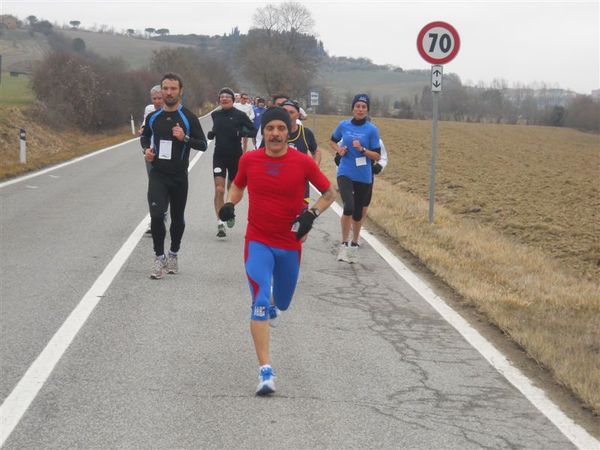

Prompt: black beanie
[352,93,370,110]
[219,87,235,99]
[260,106,292,134]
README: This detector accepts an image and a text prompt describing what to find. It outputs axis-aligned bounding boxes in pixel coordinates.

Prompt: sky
[2,0,599,94]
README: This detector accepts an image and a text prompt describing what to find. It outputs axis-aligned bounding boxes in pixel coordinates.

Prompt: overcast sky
[3,0,598,94]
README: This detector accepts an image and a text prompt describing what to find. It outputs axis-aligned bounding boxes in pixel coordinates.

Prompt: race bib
[355,156,367,167]
[158,140,172,160]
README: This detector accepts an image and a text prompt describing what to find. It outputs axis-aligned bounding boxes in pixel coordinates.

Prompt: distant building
[0,15,18,30]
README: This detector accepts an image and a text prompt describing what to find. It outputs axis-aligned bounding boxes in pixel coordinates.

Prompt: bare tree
[252,2,314,35]
[278,2,314,34]
[252,4,281,36]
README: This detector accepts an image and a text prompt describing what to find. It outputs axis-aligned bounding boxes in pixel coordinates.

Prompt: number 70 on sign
[417,21,460,65]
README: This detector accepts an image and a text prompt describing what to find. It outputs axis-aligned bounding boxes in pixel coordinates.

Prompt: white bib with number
[158,140,172,160]
[355,156,367,167]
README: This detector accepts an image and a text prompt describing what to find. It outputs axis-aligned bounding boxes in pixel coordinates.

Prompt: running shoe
[336,243,349,262]
[166,253,178,274]
[347,243,359,264]
[256,366,276,396]
[269,305,280,328]
[150,256,166,279]
[217,223,226,238]
[226,217,235,229]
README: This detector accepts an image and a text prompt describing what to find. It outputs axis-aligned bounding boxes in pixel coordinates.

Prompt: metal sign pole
[429,92,439,224]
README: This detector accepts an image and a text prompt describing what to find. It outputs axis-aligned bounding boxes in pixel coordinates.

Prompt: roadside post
[417,21,460,224]
[19,129,26,164]
[309,91,319,131]
[130,114,136,135]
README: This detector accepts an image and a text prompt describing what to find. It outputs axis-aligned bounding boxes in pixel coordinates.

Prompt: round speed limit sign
[417,21,460,64]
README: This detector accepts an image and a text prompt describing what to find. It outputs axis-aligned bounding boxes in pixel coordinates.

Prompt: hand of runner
[144,148,155,161]
[294,209,317,240]
[219,202,235,221]
[352,139,362,151]
[337,145,348,156]
[172,122,185,141]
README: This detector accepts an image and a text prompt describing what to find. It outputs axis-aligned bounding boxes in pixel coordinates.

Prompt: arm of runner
[240,114,257,138]
[188,115,208,152]
[227,182,245,205]
[306,128,321,165]
[140,115,152,151]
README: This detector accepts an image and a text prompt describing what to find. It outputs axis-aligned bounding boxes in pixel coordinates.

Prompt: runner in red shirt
[218,107,335,395]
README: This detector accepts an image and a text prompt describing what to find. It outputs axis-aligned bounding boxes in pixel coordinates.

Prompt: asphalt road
[0,117,591,449]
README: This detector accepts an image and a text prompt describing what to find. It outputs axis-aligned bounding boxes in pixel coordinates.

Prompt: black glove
[219,202,235,222]
[334,153,341,166]
[238,126,252,138]
[294,209,317,240]
[207,130,215,140]
[372,162,383,175]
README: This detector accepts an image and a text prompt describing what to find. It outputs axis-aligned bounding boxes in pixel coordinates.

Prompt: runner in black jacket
[140,72,207,279]
[208,87,256,238]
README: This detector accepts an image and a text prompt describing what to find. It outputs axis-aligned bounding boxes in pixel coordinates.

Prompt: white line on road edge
[0,138,138,189]
[0,149,206,447]
[328,201,598,450]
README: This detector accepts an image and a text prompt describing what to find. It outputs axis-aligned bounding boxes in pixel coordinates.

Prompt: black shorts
[213,151,241,181]
[364,178,374,207]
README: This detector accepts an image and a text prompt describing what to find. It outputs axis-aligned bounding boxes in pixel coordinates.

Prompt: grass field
[310,114,600,414]
[0,74,34,105]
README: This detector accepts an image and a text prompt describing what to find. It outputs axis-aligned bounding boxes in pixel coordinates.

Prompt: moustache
[268,137,284,143]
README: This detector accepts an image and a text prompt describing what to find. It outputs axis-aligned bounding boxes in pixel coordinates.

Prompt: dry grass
[0,105,132,179]
[311,115,600,414]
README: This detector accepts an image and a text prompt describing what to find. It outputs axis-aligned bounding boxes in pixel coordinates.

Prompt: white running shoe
[336,243,349,262]
[256,366,276,396]
[150,256,166,279]
[347,243,359,264]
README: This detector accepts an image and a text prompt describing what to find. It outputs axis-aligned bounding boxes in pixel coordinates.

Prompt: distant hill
[0,28,195,72]
[0,30,48,73]
[1,27,433,104]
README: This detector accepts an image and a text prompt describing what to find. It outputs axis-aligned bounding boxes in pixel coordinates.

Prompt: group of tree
[30,30,236,131]
[349,76,599,133]
[25,15,53,35]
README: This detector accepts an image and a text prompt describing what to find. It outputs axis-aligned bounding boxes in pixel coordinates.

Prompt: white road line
[0,138,138,189]
[0,149,206,447]
[328,201,599,450]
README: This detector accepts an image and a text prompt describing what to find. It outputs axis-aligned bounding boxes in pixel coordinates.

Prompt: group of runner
[139,73,386,396]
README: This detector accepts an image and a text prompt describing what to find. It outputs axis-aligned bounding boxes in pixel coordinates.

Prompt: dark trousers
[337,176,371,222]
[147,169,188,256]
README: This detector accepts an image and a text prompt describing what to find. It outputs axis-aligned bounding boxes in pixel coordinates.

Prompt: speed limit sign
[417,21,460,64]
